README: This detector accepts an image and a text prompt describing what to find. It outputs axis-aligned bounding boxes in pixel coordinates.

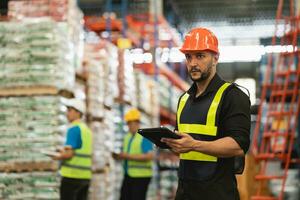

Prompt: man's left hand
[161,131,197,154]
[112,152,129,160]
[50,146,73,160]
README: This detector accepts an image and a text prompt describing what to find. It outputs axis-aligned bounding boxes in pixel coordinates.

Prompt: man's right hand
[51,146,74,160]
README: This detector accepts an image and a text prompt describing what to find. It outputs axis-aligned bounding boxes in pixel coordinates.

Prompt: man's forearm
[57,149,74,160]
[191,137,244,157]
[127,153,154,161]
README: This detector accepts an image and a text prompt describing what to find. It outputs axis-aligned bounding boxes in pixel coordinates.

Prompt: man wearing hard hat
[51,98,92,200]
[161,28,250,200]
[113,108,154,200]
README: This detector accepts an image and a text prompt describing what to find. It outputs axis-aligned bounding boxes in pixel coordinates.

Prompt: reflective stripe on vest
[178,82,231,162]
[123,133,153,178]
[60,121,92,179]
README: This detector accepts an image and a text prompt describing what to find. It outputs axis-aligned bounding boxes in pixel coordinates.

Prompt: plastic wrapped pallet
[0,172,59,200]
[133,69,159,126]
[86,60,105,118]
[88,108,120,200]
[119,49,137,105]
[104,43,119,107]
[158,75,172,110]
[89,154,123,200]
[0,19,75,90]
[158,170,178,200]
[84,36,119,118]
[171,87,182,113]
[0,96,67,165]
[157,74,182,113]
[8,0,76,22]
[89,115,115,172]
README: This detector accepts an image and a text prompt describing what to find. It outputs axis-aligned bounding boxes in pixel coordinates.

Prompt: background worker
[113,108,154,200]
[161,28,251,200]
[51,98,92,200]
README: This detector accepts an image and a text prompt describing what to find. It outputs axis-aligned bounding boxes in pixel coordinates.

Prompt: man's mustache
[190,67,201,73]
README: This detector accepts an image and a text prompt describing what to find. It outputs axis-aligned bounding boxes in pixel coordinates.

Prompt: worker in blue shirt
[113,108,154,200]
[51,98,92,200]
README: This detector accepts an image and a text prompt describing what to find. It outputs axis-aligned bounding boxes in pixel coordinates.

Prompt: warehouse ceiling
[164,0,290,44]
[78,0,289,22]
[79,0,290,43]
[165,0,289,25]
[77,0,291,80]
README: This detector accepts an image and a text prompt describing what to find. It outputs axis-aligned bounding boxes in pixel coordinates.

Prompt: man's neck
[71,118,81,123]
[195,72,216,97]
[129,132,136,137]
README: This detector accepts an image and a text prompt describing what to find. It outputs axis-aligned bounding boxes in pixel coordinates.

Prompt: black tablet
[137,126,181,149]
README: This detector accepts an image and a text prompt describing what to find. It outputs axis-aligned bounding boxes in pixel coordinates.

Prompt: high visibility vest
[178,82,231,162]
[60,121,92,179]
[123,133,153,178]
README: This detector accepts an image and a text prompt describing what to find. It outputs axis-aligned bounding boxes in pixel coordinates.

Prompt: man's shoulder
[178,91,189,101]
[225,83,250,100]
[68,125,81,134]
[221,83,251,111]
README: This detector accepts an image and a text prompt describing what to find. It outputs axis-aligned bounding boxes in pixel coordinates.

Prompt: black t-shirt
[175,73,251,199]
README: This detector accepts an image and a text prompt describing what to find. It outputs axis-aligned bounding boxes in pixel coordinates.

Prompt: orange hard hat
[124,108,141,122]
[180,28,219,54]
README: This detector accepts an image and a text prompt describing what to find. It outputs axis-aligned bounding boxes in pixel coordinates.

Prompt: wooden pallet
[236,154,271,200]
[0,86,73,98]
[92,165,109,174]
[0,161,59,173]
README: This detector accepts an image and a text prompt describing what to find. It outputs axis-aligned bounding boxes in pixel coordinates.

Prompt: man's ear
[213,53,219,66]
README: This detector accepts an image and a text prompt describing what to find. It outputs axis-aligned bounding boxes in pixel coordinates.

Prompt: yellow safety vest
[60,121,92,179]
[123,133,153,178]
[177,82,231,162]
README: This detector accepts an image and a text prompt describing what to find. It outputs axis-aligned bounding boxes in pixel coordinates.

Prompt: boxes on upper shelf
[0,19,76,90]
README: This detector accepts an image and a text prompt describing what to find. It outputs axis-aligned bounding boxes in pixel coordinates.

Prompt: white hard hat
[64,98,86,114]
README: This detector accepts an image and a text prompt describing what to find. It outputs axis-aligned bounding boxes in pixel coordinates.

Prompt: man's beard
[189,62,213,83]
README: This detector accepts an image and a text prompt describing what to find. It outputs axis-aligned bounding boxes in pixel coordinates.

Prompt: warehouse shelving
[0,86,73,98]
[89,3,186,199]
[251,0,300,199]
[0,1,85,199]
[0,161,58,173]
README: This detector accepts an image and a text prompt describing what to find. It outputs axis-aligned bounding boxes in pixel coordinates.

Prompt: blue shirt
[65,125,82,149]
[124,134,153,174]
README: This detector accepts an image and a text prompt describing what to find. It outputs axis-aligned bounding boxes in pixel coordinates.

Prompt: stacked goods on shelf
[84,38,119,118]
[67,1,84,70]
[9,0,71,21]
[157,146,179,200]
[0,172,59,200]
[0,96,67,199]
[8,0,84,70]
[111,106,128,200]
[84,33,121,200]
[90,171,115,200]
[118,49,137,105]
[103,43,119,107]
[158,149,179,170]
[158,170,178,200]
[0,8,82,199]
[171,87,183,113]
[90,106,125,200]
[134,69,160,122]
[0,96,67,166]
[0,19,74,90]
[89,115,116,200]
[158,75,182,113]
